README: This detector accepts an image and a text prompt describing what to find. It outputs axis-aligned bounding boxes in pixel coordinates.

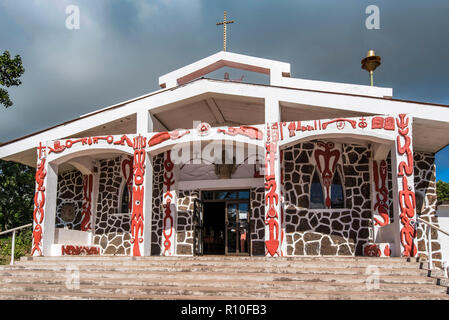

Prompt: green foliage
[437,180,449,205]
[0,50,25,108]
[0,228,32,264]
[0,159,35,231]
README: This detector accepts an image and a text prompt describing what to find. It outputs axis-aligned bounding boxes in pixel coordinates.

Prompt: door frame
[193,198,204,256]
[201,189,251,256]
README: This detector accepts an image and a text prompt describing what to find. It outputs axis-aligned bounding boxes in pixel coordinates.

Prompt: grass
[0,229,32,265]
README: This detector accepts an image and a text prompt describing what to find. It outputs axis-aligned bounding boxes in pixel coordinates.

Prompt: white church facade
[1,51,448,264]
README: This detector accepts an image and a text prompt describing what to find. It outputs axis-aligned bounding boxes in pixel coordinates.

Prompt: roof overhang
[1,78,449,168]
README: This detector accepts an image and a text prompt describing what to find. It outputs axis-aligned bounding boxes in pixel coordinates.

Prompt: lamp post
[361,50,381,86]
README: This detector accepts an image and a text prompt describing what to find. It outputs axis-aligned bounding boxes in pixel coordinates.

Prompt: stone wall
[250,187,265,255]
[283,141,373,256]
[93,156,131,255]
[55,170,84,230]
[176,190,198,255]
[414,152,443,267]
[151,154,164,255]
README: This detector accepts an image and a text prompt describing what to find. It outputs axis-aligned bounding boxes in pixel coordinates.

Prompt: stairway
[0,256,448,300]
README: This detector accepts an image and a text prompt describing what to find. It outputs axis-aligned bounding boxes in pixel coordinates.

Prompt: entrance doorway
[201,190,250,255]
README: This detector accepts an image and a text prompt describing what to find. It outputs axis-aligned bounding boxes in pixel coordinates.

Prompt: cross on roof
[216,11,234,52]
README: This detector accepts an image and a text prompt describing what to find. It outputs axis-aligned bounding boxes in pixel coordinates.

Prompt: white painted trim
[158,51,291,88]
[2,78,449,162]
[178,178,264,190]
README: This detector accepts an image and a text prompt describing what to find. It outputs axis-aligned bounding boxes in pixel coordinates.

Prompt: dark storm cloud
[0,0,448,178]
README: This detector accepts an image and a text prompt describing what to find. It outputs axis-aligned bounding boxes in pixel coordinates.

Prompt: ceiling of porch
[151,94,265,130]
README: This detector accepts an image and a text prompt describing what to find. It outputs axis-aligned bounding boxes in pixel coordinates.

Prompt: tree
[436,180,449,205]
[0,160,35,231]
[0,50,25,108]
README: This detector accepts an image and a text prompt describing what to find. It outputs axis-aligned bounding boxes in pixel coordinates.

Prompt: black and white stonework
[55,170,84,230]
[282,142,372,256]
[414,152,443,267]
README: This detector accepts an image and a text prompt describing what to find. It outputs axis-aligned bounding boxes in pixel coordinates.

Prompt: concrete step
[2,256,446,300]
[1,275,447,295]
[0,269,440,285]
[0,264,429,278]
[0,283,447,300]
[14,259,422,269]
[19,255,415,263]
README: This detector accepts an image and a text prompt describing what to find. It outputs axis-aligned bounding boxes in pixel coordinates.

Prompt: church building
[1,50,449,265]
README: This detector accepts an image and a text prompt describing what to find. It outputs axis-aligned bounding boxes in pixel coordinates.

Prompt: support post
[130,135,147,256]
[264,122,282,257]
[137,110,153,133]
[391,114,417,257]
[428,225,433,269]
[162,150,177,256]
[10,231,16,265]
[32,142,58,257]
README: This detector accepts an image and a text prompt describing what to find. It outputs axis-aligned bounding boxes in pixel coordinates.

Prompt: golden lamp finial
[361,50,381,86]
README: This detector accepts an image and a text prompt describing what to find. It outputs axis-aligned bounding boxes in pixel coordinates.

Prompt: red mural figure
[384,244,391,257]
[264,122,280,256]
[217,126,263,140]
[358,117,368,129]
[148,129,190,147]
[313,142,340,208]
[114,135,134,147]
[280,150,284,255]
[373,160,389,227]
[396,115,413,176]
[61,245,100,256]
[121,157,134,212]
[32,156,47,256]
[321,118,357,130]
[396,114,417,257]
[163,150,175,255]
[130,186,144,256]
[80,174,93,231]
[372,116,395,131]
[364,244,381,257]
[130,135,146,256]
[287,121,320,136]
[399,176,417,257]
[47,135,135,155]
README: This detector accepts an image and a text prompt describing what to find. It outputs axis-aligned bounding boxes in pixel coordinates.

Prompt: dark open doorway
[201,190,250,256]
[203,202,226,255]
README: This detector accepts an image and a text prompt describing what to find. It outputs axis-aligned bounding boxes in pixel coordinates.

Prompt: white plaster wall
[54,228,92,245]
[436,205,449,265]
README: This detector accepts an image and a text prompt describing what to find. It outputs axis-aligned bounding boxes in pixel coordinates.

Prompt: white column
[162,150,177,256]
[264,98,284,257]
[391,114,417,257]
[135,111,154,256]
[265,97,280,123]
[137,110,153,133]
[264,122,283,257]
[143,153,153,256]
[37,156,58,257]
[130,135,146,256]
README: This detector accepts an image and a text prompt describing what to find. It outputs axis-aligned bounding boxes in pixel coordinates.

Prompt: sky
[1,0,449,180]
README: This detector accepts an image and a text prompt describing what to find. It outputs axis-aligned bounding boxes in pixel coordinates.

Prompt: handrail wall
[0,223,33,265]
[417,217,448,278]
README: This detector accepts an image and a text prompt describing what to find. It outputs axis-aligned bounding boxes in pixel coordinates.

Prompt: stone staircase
[0,256,448,300]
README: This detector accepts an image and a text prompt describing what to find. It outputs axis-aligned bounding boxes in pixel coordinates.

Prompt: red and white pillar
[130,135,147,256]
[392,114,417,257]
[162,150,177,256]
[264,122,283,257]
[32,142,58,256]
